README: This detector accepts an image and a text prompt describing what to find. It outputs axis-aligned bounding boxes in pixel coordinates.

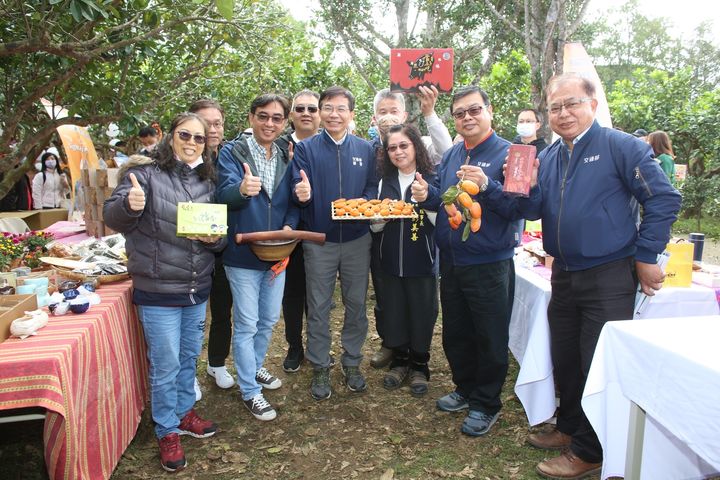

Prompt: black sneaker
[283,346,304,373]
[341,365,367,392]
[255,368,282,390]
[311,367,332,400]
[243,394,277,421]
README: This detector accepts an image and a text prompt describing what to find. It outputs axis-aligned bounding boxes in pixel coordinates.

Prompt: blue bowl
[69,301,90,314]
[62,289,80,300]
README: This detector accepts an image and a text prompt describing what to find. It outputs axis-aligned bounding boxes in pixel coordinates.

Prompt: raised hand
[240,163,261,197]
[295,169,312,202]
[417,85,440,117]
[288,142,294,161]
[127,172,146,212]
[457,164,487,191]
[411,172,429,202]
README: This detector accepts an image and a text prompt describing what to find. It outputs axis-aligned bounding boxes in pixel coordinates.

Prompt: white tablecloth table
[509,262,720,426]
[582,316,720,480]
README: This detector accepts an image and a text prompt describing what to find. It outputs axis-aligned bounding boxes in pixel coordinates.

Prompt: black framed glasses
[176,130,206,144]
[451,104,486,120]
[294,105,319,114]
[387,141,412,153]
[254,112,286,124]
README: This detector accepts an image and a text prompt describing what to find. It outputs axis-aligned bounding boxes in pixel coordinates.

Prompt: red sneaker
[178,409,218,438]
[158,433,186,472]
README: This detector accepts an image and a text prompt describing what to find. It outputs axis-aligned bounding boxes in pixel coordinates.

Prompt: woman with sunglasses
[104,112,226,473]
[372,123,438,397]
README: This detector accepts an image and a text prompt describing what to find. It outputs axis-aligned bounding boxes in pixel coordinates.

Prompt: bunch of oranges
[332,198,416,219]
[441,180,482,240]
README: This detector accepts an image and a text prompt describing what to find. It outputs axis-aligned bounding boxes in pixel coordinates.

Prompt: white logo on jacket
[352,156,363,166]
[476,161,491,168]
[583,154,600,164]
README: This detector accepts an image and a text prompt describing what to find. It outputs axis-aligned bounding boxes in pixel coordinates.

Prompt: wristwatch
[479,178,489,192]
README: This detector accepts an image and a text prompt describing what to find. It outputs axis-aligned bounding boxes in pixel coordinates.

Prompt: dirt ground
[2,239,719,480]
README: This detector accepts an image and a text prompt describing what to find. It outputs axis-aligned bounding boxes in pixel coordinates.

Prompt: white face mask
[516,123,537,138]
[35,162,42,172]
[45,160,57,169]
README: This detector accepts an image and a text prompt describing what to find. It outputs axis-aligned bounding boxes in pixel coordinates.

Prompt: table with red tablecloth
[0,280,148,480]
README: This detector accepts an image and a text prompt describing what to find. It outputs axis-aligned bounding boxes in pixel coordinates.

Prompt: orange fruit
[453,211,463,224]
[470,216,481,232]
[379,209,390,216]
[372,204,382,213]
[470,202,482,219]
[335,207,346,216]
[402,207,413,215]
[449,216,461,230]
[460,180,480,195]
[395,200,406,209]
[457,192,473,209]
[391,208,403,215]
[444,203,458,217]
[347,200,358,208]
[381,198,392,205]
[369,199,381,205]
[349,209,361,217]
[363,209,375,217]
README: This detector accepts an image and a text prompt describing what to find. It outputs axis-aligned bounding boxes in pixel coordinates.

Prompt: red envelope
[390,48,454,93]
[504,144,537,197]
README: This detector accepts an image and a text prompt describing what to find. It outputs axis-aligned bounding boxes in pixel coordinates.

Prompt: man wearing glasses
[508,73,680,479]
[292,86,378,401]
[415,85,524,437]
[216,94,300,422]
[274,90,321,374]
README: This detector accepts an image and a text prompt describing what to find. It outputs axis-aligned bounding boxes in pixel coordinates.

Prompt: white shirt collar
[324,129,347,145]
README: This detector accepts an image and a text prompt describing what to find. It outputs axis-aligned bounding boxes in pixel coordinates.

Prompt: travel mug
[688,233,705,262]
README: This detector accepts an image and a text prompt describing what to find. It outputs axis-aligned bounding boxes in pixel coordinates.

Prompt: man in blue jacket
[216,94,299,423]
[423,86,524,437]
[512,73,681,479]
[292,86,378,401]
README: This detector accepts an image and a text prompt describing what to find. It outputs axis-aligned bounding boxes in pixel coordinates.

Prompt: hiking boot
[255,367,282,390]
[311,367,332,400]
[436,391,469,412]
[178,409,218,438]
[283,345,304,373]
[461,410,500,436]
[341,365,367,392]
[536,449,602,479]
[207,365,235,389]
[370,346,393,369]
[243,393,277,421]
[383,365,409,390]
[408,369,429,397]
[527,428,572,450]
[158,433,186,472]
[193,377,202,401]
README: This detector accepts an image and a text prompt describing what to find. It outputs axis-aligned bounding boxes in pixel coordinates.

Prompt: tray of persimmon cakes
[331,198,418,220]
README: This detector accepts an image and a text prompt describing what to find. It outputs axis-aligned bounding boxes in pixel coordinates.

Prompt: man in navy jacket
[515,74,681,479]
[292,86,378,401]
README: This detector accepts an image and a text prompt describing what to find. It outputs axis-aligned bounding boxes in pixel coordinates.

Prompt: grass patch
[673,215,720,239]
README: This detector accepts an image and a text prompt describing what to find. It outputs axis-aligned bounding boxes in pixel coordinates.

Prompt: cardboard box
[176,202,227,237]
[0,294,39,342]
[0,209,68,231]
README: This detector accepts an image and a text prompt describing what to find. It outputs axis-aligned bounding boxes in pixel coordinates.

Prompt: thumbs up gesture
[411,172,429,202]
[295,169,312,202]
[240,163,261,197]
[127,172,146,212]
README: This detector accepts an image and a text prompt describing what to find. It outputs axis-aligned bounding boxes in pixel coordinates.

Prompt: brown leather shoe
[527,428,572,450]
[536,450,601,480]
[370,346,393,369]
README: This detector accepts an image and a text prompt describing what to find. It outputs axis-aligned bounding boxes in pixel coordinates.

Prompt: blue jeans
[225,266,285,400]
[137,302,207,439]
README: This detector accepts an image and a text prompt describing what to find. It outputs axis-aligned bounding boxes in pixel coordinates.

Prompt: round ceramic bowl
[62,288,80,301]
[48,301,70,316]
[69,299,90,314]
[249,239,299,262]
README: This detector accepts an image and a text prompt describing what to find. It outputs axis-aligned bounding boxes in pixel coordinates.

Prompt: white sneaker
[243,393,277,421]
[194,377,202,401]
[255,367,282,390]
[206,365,235,389]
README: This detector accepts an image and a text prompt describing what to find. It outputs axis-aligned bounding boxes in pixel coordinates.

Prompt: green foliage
[677,175,720,230]
[480,51,533,141]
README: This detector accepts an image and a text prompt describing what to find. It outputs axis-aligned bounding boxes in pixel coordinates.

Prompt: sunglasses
[176,130,206,144]
[387,141,412,153]
[451,104,486,120]
[294,105,319,114]
[254,112,286,124]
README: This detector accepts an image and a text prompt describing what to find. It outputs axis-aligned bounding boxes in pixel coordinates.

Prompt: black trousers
[381,271,438,357]
[208,255,233,367]
[370,232,386,343]
[440,258,514,414]
[282,242,307,349]
[548,257,636,464]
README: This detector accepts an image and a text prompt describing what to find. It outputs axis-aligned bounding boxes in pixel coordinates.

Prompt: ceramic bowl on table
[69,298,90,314]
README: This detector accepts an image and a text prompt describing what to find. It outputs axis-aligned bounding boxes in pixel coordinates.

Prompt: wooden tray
[331,199,418,221]
[53,267,129,284]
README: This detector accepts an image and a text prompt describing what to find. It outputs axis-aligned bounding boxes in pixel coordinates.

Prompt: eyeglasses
[176,130,206,144]
[547,97,591,115]
[451,104,486,120]
[321,105,350,114]
[253,112,286,124]
[387,141,412,153]
[206,121,224,130]
[294,105,319,114]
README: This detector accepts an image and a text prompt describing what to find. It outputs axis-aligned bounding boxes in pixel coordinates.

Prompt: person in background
[0,164,33,211]
[648,130,676,184]
[32,151,69,209]
[631,128,648,143]
[109,139,130,167]
[372,123,438,397]
[104,112,225,473]
[216,94,298,422]
[274,89,321,373]
[138,126,160,155]
[513,108,548,154]
[188,99,233,396]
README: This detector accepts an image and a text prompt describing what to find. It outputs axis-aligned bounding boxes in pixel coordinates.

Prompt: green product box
[176,202,228,237]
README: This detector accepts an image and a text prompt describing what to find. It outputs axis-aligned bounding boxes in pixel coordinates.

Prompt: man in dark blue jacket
[292,86,378,401]
[424,86,524,437]
[513,73,681,479]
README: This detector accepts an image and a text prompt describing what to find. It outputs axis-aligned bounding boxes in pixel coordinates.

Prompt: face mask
[35,162,42,172]
[46,160,57,169]
[516,123,536,138]
[368,126,379,140]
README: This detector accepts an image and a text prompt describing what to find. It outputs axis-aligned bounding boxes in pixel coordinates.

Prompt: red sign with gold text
[390,48,454,93]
